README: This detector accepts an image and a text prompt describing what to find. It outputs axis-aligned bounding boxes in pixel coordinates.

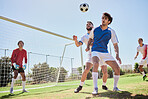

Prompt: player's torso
[14,49,26,64]
[82,33,92,53]
[138,44,148,56]
[92,26,111,53]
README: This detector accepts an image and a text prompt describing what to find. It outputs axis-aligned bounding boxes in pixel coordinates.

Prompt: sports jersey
[137,44,148,59]
[89,26,118,53]
[11,48,27,68]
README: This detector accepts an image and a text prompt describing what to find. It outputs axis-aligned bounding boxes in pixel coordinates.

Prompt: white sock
[141,71,145,76]
[11,78,16,88]
[80,81,84,86]
[92,72,98,89]
[102,82,106,86]
[113,75,120,88]
[22,81,26,90]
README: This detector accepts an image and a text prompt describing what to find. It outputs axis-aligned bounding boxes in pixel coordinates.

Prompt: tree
[134,63,140,73]
[0,57,12,87]
[31,62,50,84]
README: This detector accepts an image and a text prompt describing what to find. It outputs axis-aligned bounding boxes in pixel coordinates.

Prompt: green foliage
[31,62,68,83]
[134,62,140,73]
[0,57,12,87]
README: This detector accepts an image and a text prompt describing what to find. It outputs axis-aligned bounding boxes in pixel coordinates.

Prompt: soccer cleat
[10,87,13,94]
[74,85,82,93]
[143,75,147,81]
[22,89,29,93]
[113,87,120,91]
[102,85,108,90]
[92,87,98,95]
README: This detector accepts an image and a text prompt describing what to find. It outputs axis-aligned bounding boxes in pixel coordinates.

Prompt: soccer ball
[80,3,89,12]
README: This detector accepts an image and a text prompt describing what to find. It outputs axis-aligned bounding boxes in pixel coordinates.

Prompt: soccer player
[86,12,121,94]
[73,21,108,93]
[10,40,28,93]
[134,38,147,80]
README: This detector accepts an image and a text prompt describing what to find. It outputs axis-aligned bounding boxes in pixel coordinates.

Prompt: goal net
[0,16,84,92]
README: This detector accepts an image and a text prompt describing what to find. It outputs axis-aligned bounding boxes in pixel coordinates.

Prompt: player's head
[18,40,24,48]
[138,38,143,45]
[102,12,113,26]
[86,21,94,31]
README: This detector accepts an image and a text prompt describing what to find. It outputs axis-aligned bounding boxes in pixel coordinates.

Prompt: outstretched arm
[73,35,82,47]
[113,43,122,64]
[134,52,139,60]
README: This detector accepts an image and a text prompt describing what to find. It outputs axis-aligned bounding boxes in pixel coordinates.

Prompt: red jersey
[11,48,27,68]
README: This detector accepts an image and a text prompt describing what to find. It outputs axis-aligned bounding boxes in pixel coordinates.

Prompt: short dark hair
[103,12,113,25]
[18,40,24,45]
[138,38,143,41]
[87,21,94,26]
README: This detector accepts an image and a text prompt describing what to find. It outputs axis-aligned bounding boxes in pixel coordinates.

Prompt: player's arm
[73,35,82,47]
[25,50,27,64]
[85,38,93,52]
[111,29,121,64]
[11,50,16,70]
[134,52,139,60]
[113,43,122,64]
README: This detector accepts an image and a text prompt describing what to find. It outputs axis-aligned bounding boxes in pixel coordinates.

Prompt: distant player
[134,38,147,80]
[86,12,121,94]
[10,40,28,93]
[73,21,108,93]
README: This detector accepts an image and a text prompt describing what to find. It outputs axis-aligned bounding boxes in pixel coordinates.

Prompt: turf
[0,73,148,99]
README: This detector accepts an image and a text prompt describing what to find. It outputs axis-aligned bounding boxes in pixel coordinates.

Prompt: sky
[0,0,148,74]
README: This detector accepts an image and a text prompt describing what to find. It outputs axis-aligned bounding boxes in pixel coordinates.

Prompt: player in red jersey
[10,40,28,93]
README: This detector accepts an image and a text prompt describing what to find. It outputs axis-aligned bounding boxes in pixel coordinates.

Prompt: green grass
[0,73,148,99]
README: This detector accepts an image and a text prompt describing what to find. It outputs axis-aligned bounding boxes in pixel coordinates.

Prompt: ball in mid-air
[80,3,89,12]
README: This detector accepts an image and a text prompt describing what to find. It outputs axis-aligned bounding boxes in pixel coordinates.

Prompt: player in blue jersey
[73,21,108,93]
[86,12,121,94]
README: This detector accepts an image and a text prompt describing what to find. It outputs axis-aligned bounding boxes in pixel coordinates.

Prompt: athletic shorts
[86,51,107,66]
[91,51,115,65]
[12,66,24,73]
[139,57,148,66]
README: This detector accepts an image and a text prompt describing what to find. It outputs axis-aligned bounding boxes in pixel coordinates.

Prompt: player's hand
[85,47,90,52]
[116,55,122,64]
[73,35,77,41]
[134,56,137,60]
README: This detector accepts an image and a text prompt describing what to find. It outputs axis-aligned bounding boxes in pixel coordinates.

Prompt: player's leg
[74,62,93,93]
[101,65,108,90]
[10,69,18,93]
[92,56,99,95]
[139,60,147,80]
[20,68,28,92]
[106,61,120,91]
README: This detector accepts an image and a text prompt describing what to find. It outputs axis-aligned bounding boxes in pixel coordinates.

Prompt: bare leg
[101,65,108,85]
[106,61,120,90]
[80,62,93,84]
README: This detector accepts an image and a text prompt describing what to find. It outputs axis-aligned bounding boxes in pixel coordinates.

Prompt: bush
[0,57,12,87]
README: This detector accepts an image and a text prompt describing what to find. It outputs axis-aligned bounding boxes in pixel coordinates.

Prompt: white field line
[0,85,55,93]
[0,83,79,93]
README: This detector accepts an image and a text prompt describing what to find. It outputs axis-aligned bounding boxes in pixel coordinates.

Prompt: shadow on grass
[0,92,24,99]
[146,80,148,82]
[82,90,148,99]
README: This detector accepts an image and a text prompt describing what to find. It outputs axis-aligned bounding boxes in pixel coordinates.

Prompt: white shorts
[139,57,148,65]
[86,51,107,66]
[91,51,115,64]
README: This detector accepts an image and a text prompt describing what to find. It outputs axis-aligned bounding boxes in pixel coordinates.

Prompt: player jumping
[134,38,147,80]
[10,40,28,93]
[73,21,108,93]
[86,12,121,94]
